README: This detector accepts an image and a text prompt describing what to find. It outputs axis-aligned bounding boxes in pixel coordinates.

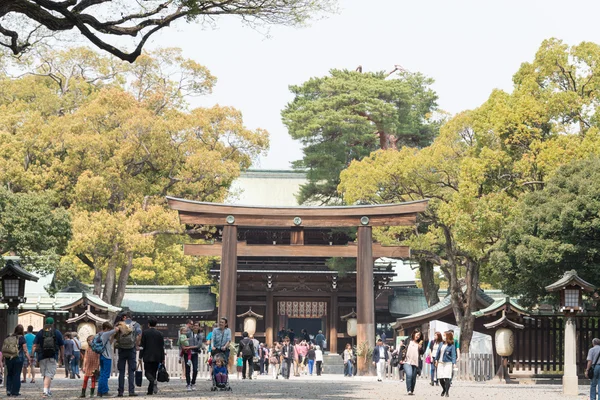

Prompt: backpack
[241,338,253,357]
[116,322,137,350]
[2,335,19,358]
[90,333,106,354]
[42,330,57,358]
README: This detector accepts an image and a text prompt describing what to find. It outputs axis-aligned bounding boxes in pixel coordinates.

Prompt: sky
[147,0,600,170]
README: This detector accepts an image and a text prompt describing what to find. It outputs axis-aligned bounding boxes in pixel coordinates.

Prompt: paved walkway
[4,374,590,399]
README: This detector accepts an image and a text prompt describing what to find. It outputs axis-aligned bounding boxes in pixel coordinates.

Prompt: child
[178,327,192,367]
[80,335,100,398]
[214,357,227,385]
[236,355,243,379]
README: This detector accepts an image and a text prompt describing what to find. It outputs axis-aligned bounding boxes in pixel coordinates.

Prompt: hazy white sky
[148,0,600,170]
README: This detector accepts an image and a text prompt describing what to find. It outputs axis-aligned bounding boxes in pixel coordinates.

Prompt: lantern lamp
[0,257,39,335]
[341,309,358,337]
[237,308,264,337]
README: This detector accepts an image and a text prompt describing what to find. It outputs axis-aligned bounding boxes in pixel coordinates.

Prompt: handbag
[587,350,600,379]
[157,363,170,383]
[425,354,431,364]
[135,361,143,387]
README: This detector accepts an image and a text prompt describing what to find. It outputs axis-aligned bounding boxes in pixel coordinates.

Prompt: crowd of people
[1,315,464,397]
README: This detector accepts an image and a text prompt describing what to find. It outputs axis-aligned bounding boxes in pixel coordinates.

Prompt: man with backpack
[32,317,65,398]
[238,331,255,380]
[115,312,142,397]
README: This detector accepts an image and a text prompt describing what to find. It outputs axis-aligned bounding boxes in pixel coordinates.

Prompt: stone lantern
[475,296,528,383]
[545,270,595,395]
[0,257,39,335]
[237,308,263,337]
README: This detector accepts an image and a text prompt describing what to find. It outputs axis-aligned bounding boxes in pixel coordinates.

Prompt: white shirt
[379,346,385,359]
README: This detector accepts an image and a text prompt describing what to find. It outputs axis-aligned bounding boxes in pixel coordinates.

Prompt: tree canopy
[0,0,335,62]
[282,69,439,205]
[489,157,600,307]
[0,46,269,305]
[338,38,600,352]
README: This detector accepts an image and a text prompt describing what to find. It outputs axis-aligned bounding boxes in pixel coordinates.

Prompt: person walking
[97,321,117,397]
[587,338,600,400]
[23,325,36,383]
[184,323,202,391]
[315,345,323,376]
[238,331,255,380]
[429,332,443,386]
[403,329,424,396]
[306,345,316,376]
[280,337,294,379]
[258,343,267,375]
[4,324,30,396]
[139,318,165,396]
[343,343,353,377]
[436,331,457,397]
[210,317,232,360]
[372,338,388,382]
[115,312,142,397]
[32,317,65,398]
[269,345,280,379]
[80,335,100,398]
[314,330,326,351]
[72,332,82,379]
[63,332,74,378]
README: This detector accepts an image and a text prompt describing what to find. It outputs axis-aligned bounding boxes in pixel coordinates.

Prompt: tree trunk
[419,260,440,306]
[102,264,116,304]
[93,267,102,296]
[458,258,480,354]
[112,252,134,307]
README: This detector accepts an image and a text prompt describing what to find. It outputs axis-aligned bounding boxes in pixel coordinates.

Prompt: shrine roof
[166,196,428,217]
[392,289,495,330]
[473,297,528,318]
[120,285,216,315]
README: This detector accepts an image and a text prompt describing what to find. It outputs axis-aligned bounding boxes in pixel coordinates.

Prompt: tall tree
[339,38,600,353]
[0,189,71,272]
[0,0,335,62]
[489,157,600,308]
[0,47,269,305]
[282,69,439,205]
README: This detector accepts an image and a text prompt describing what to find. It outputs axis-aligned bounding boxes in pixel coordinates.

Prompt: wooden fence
[385,353,494,382]
[109,349,212,379]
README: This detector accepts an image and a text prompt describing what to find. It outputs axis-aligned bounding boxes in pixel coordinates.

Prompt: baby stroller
[210,351,232,392]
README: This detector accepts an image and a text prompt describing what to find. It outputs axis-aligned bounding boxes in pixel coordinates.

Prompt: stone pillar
[563,316,578,395]
[7,305,18,336]
[220,225,238,337]
[356,225,375,374]
[265,291,274,347]
[329,292,338,354]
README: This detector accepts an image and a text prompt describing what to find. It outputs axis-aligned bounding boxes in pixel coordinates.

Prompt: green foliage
[0,46,268,305]
[325,257,355,277]
[0,189,71,273]
[488,157,600,307]
[282,69,439,204]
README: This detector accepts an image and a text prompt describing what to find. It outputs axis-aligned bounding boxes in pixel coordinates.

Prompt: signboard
[18,311,45,332]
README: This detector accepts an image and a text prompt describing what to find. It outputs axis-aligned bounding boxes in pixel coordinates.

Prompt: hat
[45,317,54,325]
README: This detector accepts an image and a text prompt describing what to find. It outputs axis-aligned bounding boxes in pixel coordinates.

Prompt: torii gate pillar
[356,225,375,374]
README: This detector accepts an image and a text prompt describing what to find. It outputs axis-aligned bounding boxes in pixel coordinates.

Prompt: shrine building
[167,170,428,361]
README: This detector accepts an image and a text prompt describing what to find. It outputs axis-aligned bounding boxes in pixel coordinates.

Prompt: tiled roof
[121,285,216,315]
[388,288,429,317]
[545,269,595,292]
[473,297,529,318]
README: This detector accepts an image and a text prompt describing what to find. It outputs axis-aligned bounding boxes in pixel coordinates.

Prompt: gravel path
[4,374,589,399]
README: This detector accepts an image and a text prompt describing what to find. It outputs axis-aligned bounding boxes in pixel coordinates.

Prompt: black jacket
[281,343,294,360]
[140,328,165,363]
[239,337,255,357]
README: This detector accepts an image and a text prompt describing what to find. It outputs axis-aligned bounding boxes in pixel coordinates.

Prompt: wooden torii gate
[167,197,427,372]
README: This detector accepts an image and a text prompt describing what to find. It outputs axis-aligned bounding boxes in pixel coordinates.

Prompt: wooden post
[266,291,274,347]
[356,225,375,375]
[329,292,338,354]
[220,225,238,338]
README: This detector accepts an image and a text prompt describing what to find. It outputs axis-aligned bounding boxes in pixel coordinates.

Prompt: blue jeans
[430,362,437,383]
[72,352,81,376]
[6,357,24,395]
[344,361,353,376]
[308,359,314,375]
[403,363,418,393]
[98,355,112,395]
[591,364,600,400]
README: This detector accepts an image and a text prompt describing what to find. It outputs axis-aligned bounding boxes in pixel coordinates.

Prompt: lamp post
[0,257,39,335]
[545,270,595,396]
